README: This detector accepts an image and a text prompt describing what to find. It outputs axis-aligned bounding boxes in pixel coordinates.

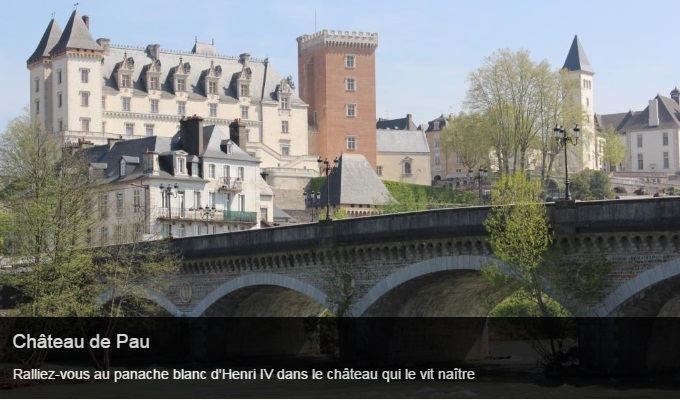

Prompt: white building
[27,9,316,171]
[82,116,271,244]
[597,91,680,174]
[376,129,431,186]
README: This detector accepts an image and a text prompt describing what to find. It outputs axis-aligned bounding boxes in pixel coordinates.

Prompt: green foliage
[570,170,614,200]
[667,187,679,196]
[490,290,571,318]
[318,208,349,221]
[380,181,477,213]
[309,177,325,193]
[440,112,491,170]
[600,127,626,168]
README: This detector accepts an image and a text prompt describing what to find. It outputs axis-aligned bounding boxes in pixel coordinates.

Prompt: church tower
[562,35,600,170]
[297,30,379,169]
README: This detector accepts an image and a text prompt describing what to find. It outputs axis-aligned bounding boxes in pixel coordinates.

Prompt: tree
[464,49,582,178]
[440,112,491,171]
[569,170,614,200]
[600,126,625,171]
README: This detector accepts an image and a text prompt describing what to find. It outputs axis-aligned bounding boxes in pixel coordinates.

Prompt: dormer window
[120,159,127,177]
[208,81,217,94]
[240,83,250,97]
[280,96,290,110]
[116,53,135,91]
[177,157,185,174]
[176,78,186,92]
[145,58,162,92]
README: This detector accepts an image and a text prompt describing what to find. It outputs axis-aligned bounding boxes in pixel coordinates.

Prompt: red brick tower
[297,30,379,169]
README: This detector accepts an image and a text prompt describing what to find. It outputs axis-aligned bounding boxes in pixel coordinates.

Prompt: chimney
[147,44,160,60]
[82,15,90,29]
[649,98,660,127]
[239,53,251,67]
[96,38,110,55]
[671,87,680,105]
[143,150,159,175]
[406,114,413,129]
[229,119,247,147]
[179,115,205,155]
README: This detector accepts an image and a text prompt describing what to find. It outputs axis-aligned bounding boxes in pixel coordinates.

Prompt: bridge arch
[591,257,680,317]
[190,273,330,317]
[98,288,183,317]
[353,255,511,317]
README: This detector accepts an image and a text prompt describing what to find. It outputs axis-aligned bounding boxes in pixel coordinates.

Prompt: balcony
[223,210,257,223]
[217,177,243,193]
[154,207,257,224]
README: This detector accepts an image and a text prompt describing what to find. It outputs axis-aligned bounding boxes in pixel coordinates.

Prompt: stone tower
[562,35,600,170]
[297,30,379,169]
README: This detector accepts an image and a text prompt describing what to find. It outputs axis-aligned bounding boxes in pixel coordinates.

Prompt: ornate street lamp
[317,156,339,221]
[303,191,320,222]
[199,205,216,219]
[159,183,178,238]
[468,167,488,204]
[553,124,580,200]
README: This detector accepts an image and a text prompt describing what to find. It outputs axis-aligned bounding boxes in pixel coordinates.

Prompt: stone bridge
[127,197,680,320]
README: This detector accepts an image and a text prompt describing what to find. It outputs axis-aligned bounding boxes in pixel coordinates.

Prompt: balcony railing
[223,210,257,223]
[217,177,243,192]
[153,207,257,224]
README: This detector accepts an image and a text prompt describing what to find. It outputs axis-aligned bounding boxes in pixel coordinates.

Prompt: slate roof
[595,112,635,133]
[83,124,257,184]
[50,10,102,55]
[376,129,430,153]
[616,95,680,132]
[376,114,417,130]
[562,35,593,73]
[102,45,304,105]
[27,18,62,64]
[319,154,392,206]
[425,114,452,132]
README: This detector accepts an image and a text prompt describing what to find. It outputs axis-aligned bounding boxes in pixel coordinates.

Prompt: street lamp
[199,205,216,219]
[159,183,178,238]
[553,124,580,200]
[468,167,488,204]
[318,156,339,221]
[303,191,320,222]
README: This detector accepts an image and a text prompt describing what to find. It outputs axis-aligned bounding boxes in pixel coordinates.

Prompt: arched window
[404,162,412,175]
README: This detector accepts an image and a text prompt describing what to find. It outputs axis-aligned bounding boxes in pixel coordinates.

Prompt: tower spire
[563,35,593,73]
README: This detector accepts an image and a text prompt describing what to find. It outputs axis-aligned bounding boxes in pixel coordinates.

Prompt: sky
[2,0,680,130]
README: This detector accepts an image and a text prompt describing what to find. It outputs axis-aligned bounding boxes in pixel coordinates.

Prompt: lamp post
[468,167,488,204]
[553,124,580,201]
[318,156,338,221]
[199,205,216,219]
[159,183,178,238]
[303,191,320,222]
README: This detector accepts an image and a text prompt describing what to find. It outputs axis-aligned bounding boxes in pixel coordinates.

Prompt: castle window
[176,78,186,92]
[102,96,106,110]
[281,145,290,156]
[280,96,290,110]
[81,69,89,83]
[663,132,669,146]
[122,97,131,111]
[81,118,90,132]
[177,157,185,174]
[346,136,357,150]
[346,103,357,117]
[177,101,186,116]
[125,123,134,136]
[145,124,154,136]
[120,160,127,177]
[345,54,355,68]
[240,83,249,97]
[281,121,289,133]
[35,100,39,115]
[241,106,249,119]
[58,93,63,108]
[149,76,159,90]
[346,77,356,91]
[150,99,159,113]
[81,92,90,107]
[209,103,217,117]
[637,134,642,148]
[121,74,131,88]
[57,70,62,84]
[208,81,217,94]
[664,152,669,169]
[403,161,412,175]
[377,166,383,176]
[238,167,245,180]
[209,164,216,178]
[35,78,39,92]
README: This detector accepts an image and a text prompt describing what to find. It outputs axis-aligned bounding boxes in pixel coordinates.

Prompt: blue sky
[2,0,680,130]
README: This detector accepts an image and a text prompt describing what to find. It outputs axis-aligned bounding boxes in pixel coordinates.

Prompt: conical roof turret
[562,35,593,74]
[27,18,62,64]
[50,9,101,55]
